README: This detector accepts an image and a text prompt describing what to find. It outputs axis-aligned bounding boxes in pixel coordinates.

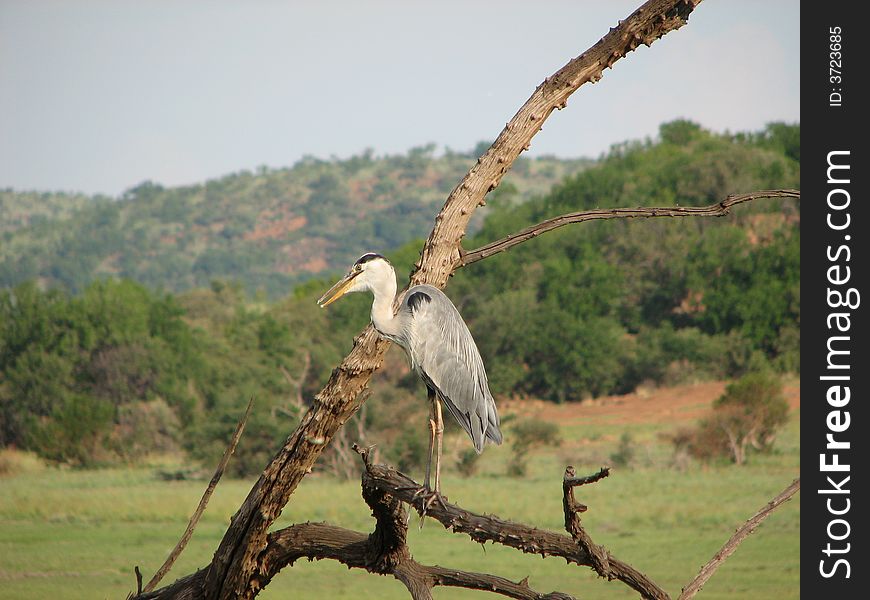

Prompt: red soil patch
[245,214,307,241]
[500,381,801,427]
[275,239,333,274]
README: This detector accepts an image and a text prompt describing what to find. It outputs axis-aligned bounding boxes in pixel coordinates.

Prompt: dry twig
[140,397,254,594]
[678,478,801,600]
[459,190,800,267]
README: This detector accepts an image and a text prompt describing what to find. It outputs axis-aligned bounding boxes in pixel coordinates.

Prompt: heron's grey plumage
[397,285,502,452]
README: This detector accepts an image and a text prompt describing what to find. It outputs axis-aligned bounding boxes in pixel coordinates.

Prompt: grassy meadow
[0,383,799,600]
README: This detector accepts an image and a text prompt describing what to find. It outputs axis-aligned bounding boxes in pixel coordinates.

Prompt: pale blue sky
[1,1,799,197]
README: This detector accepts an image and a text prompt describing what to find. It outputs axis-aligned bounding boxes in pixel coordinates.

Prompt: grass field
[0,382,799,599]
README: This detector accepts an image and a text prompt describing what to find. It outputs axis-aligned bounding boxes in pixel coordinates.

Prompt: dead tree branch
[170,3,707,599]
[136,458,798,600]
[678,478,801,600]
[563,467,615,584]
[459,189,801,267]
[363,458,666,600]
[139,398,254,595]
[411,0,705,289]
[137,451,577,600]
[137,2,713,598]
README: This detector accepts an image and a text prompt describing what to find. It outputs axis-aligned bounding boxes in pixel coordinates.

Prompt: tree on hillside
[130,2,799,599]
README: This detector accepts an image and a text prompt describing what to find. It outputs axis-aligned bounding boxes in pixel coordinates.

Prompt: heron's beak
[317,272,357,308]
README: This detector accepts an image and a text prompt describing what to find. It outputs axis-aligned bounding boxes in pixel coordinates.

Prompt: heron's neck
[369,270,400,338]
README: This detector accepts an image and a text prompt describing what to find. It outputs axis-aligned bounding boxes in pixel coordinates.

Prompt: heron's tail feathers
[482,399,503,449]
[485,423,503,446]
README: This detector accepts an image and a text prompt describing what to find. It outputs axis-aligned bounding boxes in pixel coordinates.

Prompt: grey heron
[317,253,502,496]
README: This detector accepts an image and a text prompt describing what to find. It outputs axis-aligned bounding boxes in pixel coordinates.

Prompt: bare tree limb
[677,478,801,600]
[140,397,254,594]
[183,3,706,599]
[459,189,801,267]
[411,0,705,288]
[151,522,575,600]
[362,458,667,600]
[137,452,799,600]
[562,467,617,587]
[137,453,577,600]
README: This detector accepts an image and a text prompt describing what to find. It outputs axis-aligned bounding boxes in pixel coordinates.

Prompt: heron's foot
[413,487,446,529]
[418,487,448,514]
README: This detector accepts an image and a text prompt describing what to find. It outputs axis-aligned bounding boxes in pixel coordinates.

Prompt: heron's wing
[403,286,502,452]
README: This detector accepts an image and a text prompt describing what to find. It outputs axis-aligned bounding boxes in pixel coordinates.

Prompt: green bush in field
[672,371,789,466]
[188,403,297,478]
[609,432,636,468]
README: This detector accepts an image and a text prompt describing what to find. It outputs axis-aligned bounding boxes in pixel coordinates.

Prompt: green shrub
[187,401,294,478]
[609,432,636,468]
[26,394,114,467]
[672,371,789,466]
[108,399,182,461]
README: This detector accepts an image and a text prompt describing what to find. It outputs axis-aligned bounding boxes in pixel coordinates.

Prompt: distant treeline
[0,144,589,298]
[0,121,799,470]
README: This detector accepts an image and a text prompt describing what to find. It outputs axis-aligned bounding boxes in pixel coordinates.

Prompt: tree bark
[138,2,716,598]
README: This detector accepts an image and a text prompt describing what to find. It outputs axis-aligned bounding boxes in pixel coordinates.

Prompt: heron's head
[317,253,393,308]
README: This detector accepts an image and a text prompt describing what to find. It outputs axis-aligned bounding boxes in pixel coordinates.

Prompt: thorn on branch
[562,466,613,580]
[564,466,611,490]
[352,442,376,467]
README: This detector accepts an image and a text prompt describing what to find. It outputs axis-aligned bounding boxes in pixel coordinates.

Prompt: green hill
[0,121,799,470]
[0,145,590,297]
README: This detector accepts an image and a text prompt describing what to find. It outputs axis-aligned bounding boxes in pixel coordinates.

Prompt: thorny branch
[177,3,709,599]
[459,189,801,267]
[363,457,667,600]
[563,467,617,587]
[126,1,796,598]
[678,478,801,600]
[137,450,580,600]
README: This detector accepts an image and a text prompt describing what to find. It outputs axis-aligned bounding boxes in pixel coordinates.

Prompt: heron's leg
[424,386,437,492]
[434,396,444,494]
